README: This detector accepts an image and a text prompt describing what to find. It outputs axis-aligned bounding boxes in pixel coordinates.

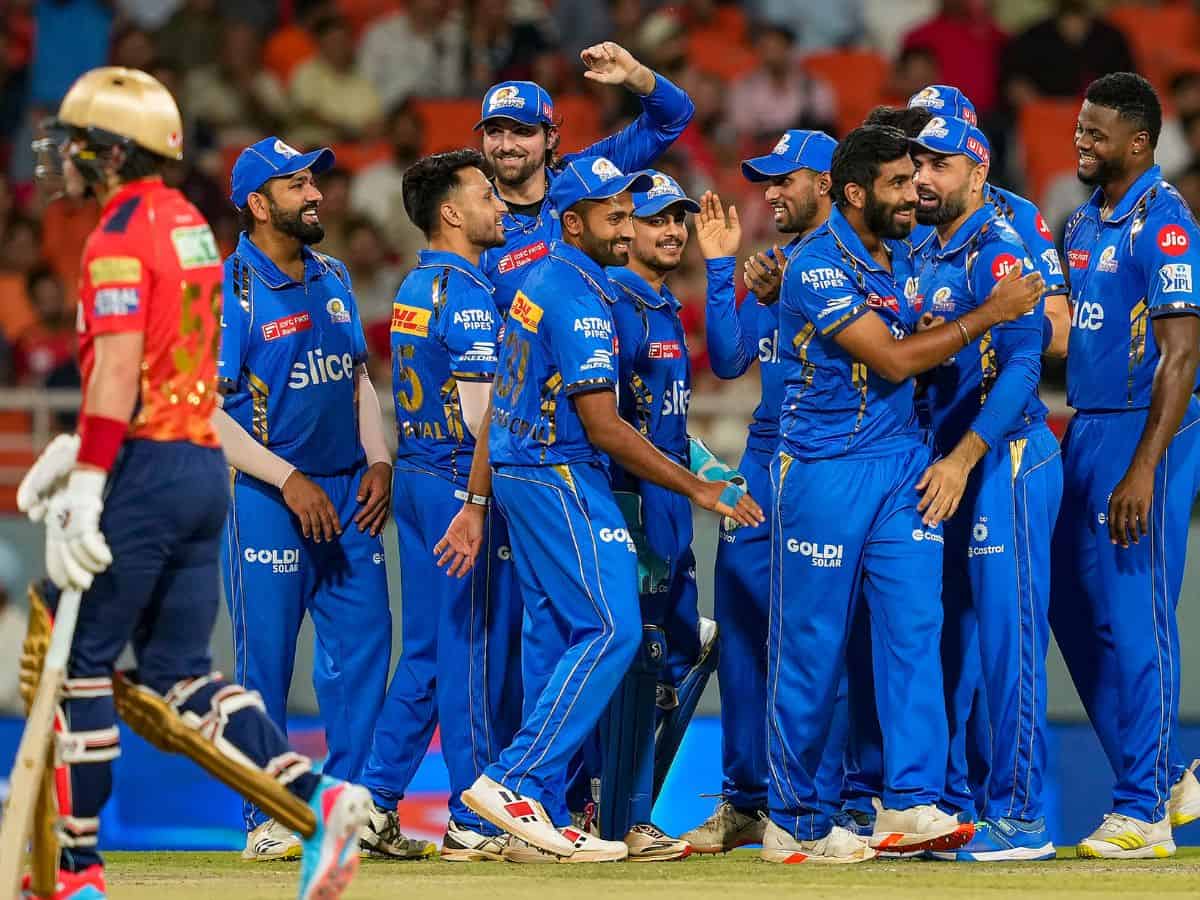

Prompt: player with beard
[1051,73,1200,858]
[217,137,397,860]
[908,117,1063,861]
[680,130,839,854]
[356,150,524,862]
[432,156,763,862]
[763,125,1043,864]
[476,41,693,315]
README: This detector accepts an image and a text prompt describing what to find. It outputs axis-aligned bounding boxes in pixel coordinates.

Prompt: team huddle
[9,36,1200,900]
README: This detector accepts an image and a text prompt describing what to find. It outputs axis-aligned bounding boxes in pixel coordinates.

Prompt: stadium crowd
[3,0,1200,402]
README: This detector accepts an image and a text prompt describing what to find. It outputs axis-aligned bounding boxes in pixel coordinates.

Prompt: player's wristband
[77,414,128,473]
[955,320,971,347]
[455,489,492,509]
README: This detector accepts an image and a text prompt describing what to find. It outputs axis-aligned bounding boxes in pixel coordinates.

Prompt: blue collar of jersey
[549,240,617,300]
[1087,165,1163,225]
[415,249,494,293]
[499,167,558,233]
[235,232,334,290]
[827,206,892,274]
[605,266,680,311]
[929,203,996,260]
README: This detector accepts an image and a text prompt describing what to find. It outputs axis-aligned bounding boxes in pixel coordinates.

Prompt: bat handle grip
[45,589,83,670]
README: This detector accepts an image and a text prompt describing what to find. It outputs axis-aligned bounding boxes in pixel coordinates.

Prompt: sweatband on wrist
[77,414,128,472]
[1041,316,1054,352]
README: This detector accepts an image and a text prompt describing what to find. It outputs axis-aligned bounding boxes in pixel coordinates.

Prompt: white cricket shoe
[760,820,875,864]
[1169,760,1200,827]
[680,799,767,854]
[869,799,974,855]
[242,818,301,861]
[1076,813,1176,859]
[461,774,575,857]
[360,803,437,859]
[503,826,629,863]
[440,819,510,861]
[624,823,691,861]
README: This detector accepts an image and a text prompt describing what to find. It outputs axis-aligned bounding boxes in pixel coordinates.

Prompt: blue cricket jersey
[481,73,694,315]
[777,207,923,461]
[489,241,620,467]
[220,233,368,475]
[915,204,1046,454]
[390,249,500,480]
[1065,165,1200,412]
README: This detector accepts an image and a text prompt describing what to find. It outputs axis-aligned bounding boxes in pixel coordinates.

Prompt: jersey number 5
[395,344,424,413]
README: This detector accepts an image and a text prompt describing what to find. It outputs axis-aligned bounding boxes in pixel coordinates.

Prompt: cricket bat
[0,589,82,898]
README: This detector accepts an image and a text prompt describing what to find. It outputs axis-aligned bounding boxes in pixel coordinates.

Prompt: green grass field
[100,848,1200,900]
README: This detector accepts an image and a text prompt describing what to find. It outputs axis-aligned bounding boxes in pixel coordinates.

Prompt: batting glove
[45,470,112,592]
[18,433,81,522]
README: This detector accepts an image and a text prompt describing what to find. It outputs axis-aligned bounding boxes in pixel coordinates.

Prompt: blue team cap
[908,84,978,126]
[548,156,654,215]
[741,130,837,182]
[474,81,556,130]
[910,115,991,166]
[230,136,335,208]
[631,171,701,217]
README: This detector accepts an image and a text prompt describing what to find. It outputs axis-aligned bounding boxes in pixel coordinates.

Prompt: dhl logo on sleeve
[391,304,431,337]
[510,291,543,333]
[88,256,142,286]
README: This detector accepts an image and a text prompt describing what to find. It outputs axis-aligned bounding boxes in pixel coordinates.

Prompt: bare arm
[356,364,392,466]
[81,331,143,429]
[434,398,495,577]
[1043,292,1070,358]
[213,402,296,488]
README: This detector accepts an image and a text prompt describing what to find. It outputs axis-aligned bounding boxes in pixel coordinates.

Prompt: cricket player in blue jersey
[432,156,763,863]
[909,117,1063,861]
[217,138,394,860]
[476,41,693,314]
[1050,73,1200,857]
[764,125,1044,864]
[354,150,522,862]
[679,130,840,854]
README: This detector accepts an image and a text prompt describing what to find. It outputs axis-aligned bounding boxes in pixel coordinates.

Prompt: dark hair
[312,14,348,39]
[25,263,58,295]
[117,143,167,181]
[1085,72,1162,148]
[239,203,257,234]
[1169,69,1200,98]
[863,105,932,138]
[897,45,936,67]
[402,148,488,238]
[757,23,796,45]
[830,125,911,209]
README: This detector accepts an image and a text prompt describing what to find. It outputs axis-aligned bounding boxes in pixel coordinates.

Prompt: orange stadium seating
[1018,99,1082,208]
[1109,2,1199,96]
[801,50,891,139]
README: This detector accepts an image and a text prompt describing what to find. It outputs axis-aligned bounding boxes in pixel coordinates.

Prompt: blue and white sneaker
[832,809,875,838]
[928,816,1055,861]
[298,777,372,900]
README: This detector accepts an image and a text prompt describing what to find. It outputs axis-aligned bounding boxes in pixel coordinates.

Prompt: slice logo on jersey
[758,327,779,364]
[392,304,431,337]
[910,528,944,544]
[819,294,854,318]
[93,286,140,317]
[932,285,955,313]
[1036,213,1053,240]
[170,224,221,269]
[273,139,301,158]
[1072,298,1105,331]
[511,291,544,332]
[288,350,355,389]
[487,85,524,112]
[326,297,352,324]
[1158,224,1191,257]
[919,117,949,140]
[262,311,313,341]
[647,340,683,359]
[591,157,622,181]
[1068,249,1090,269]
[1159,262,1193,294]
[88,255,142,286]
[661,379,691,416]
[866,293,900,313]
[800,266,847,290]
[453,308,495,330]
[785,539,843,568]
[1097,245,1119,273]
[991,252,1020,280]
[1041,248,1063,278]
[580,347,613,372]
[496,240,549,274]
[243,547,300,574]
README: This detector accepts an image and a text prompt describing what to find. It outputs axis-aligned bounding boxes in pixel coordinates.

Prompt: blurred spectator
[636,9,691,83]
[118,0,185,30]
[343,216,405,328]
[608,0,647,57]
[674,70,733,184]
[0,540,28,716]
[358,0,465,107]
[13,265,75,386]
[726,24,837,142]
[1157,70,1200,179]
[264,0,334,86]
[109,26,158,72]
[747,0,867,52]
[27,0,113,110]
[1,0,33,143]
[552,0,614,60]
[465,0,557,94]
[1176,159,1200,215]
[901,0,1006,117]
[1002,1,1134,109]
[39,195,99,303]
[290,15,382,145]
[0,215,38,344]
[349,101,426,263]
[185,20,289,151]
[163,158,230,233]
[887,45,941,105]
[862,0,939,59]
[156,0,223,73]
[312,166,354,260]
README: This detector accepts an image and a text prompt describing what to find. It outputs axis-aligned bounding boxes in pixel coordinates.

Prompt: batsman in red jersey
[18,67,370,900]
